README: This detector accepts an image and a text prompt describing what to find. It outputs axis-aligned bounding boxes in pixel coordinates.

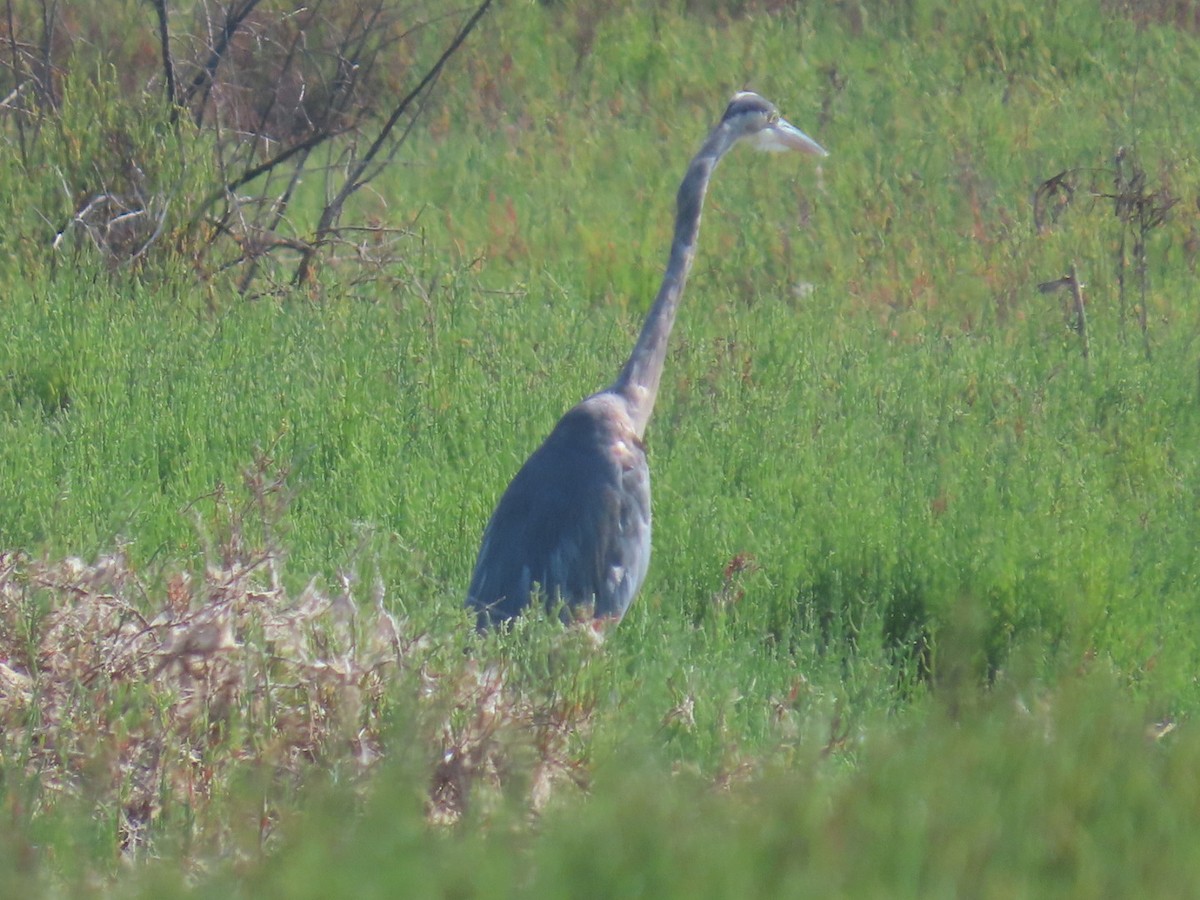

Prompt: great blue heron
[467,92,827,631]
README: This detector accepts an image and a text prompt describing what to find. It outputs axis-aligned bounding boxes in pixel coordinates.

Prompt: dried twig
[1038,263,1089,361]
[148,0,178,113]
[183,0,264,127]
[1033,155,1179,358]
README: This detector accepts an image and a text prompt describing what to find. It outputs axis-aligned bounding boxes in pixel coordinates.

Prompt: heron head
[721,91,828,157]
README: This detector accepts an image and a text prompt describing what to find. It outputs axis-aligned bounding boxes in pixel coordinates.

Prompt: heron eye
[767,111,779,124]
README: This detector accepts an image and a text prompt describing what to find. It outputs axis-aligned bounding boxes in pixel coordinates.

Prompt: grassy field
[2,0,1200,895]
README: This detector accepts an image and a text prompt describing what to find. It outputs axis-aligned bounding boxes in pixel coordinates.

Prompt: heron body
[469,394,650,626]
[467,92,826,631]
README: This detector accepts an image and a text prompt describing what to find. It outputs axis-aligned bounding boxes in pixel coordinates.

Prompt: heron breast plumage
[466,393,651,629]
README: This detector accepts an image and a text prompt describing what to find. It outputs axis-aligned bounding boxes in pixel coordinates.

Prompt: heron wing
[467,403,651,628]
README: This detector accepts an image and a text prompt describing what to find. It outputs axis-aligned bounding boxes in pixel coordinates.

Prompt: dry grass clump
[426,655,594,827]
[0,457,593,871]
[0,543,403,860]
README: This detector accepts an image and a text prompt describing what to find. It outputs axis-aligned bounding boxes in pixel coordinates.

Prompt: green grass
[2,0,1200,895]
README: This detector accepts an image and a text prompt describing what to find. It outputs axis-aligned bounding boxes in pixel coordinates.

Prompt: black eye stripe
[722,96,776,122]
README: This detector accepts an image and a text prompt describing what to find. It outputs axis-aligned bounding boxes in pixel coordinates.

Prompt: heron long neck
[610,124,739,438]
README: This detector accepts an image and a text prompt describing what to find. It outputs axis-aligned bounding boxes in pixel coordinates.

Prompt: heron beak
[755,118,828,156]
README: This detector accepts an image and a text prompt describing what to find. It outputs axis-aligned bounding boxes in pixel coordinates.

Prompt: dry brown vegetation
[0,453,591,866]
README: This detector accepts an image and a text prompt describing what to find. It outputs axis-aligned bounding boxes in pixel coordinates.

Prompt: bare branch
[4,0,28,162]
[227,122,347,196]
[293,0,494,285]
[37,0,60,109]
[183,0,264,127]
[148,0,178,115]
[1067,262,1089,360]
